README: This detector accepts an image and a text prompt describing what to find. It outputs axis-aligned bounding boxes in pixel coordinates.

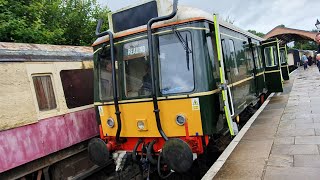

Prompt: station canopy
[264,27,318,45]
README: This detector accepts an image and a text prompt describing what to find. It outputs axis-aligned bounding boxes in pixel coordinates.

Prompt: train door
[280,46,290,80]
[250,40,265,95]
[213,15,237,136]
[261,39,283,92]
[221,39,236,120]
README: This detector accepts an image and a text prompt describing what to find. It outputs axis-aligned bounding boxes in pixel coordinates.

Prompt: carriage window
[280,50,286,63]
[264,46,278,67]
[32,75,57,111]
[123,39,150,98]
[159,32,194,94]
[60,69,93,108]
[206,35,215,67]
[99,48,119,101]
[253,46,261,69]
[228,39,239,75]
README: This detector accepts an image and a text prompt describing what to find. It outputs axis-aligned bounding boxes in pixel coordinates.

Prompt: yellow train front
[88,0,274,175]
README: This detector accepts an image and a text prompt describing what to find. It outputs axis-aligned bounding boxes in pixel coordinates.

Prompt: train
[0,42,99,179]
[88,0,289,178]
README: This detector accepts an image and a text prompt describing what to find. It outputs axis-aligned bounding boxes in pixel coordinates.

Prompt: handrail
[227,86,235,117]
[95,20,123,143]
[147,0,178,141]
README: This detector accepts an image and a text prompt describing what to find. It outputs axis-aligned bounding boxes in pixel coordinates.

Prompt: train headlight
[137,121,145,130]
[107,118,115,128]
[176,114,186,126]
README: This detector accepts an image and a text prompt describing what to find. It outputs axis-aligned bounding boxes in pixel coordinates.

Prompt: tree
[276,24,285,28]
[247,30,265,38]
[292,40,318,50]
[0,0,110,46]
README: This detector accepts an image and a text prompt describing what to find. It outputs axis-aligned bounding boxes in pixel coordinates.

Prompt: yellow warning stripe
[264,69,281,74]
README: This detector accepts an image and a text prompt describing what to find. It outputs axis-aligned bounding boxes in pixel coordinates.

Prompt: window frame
[31,73,58,112]
[264,46,279,67]
[122,37,151,99]
[157,30,196,96]
[60,69,94,109]
[228,39,239,75]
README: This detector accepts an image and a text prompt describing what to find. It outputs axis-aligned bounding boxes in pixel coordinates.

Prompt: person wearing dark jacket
[308,55,313,66]
[316,33,320,53]
[315,33,320,72]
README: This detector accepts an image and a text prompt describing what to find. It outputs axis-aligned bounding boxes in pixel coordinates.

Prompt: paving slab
[227,140,273,161]
[276,128,315,137]
[294,155,320,168]
[295,136,320,144]
[271,144,319,155]
[213,160,266,180]
[264,166,320,180]
[273,137,294,145]
[267,154,293,167]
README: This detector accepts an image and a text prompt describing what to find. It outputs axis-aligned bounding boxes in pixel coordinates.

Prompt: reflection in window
[33,75,57,111]
[228,39,239,75]
[60,69,93,109]
[206,35,215,67]
[253,46,260,68]
[159,32,194,94]
[99,49,114,100]
[264,46,278,67]
[280,50,286,63]
[123,39,151,97]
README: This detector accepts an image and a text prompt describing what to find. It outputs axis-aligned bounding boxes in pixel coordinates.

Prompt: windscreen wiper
[172,27,192,70]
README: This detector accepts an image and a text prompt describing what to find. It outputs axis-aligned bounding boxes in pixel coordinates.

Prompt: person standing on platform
[315,33,320,73]
[317,54,320,73]
[308,55,313,66]
[301,53,308,70]
[316,33,320,54]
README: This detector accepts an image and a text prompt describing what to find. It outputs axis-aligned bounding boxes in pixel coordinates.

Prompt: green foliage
[247,30,265,38]
[276,24,285,28]
[292,40,318,50]
[0,0,110,46]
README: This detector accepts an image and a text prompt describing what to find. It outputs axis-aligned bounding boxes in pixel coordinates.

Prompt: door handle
[227,86,235,117]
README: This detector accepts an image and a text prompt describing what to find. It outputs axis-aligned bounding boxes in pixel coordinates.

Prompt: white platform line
[289,68,298,75]
[201,92,275,180]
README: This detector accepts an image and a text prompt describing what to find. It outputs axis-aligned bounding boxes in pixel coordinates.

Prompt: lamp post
[316,19,320,32]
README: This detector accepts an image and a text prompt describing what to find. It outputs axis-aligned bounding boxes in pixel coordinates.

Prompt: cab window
[158,31,194,95]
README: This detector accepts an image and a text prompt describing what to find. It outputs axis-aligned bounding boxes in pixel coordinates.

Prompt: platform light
[176,114,186,126]
[137,121,145,130]
[107,118,115,128]
[315,19,320,31]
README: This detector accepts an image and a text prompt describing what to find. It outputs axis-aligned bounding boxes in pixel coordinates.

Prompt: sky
[97,0,320,34]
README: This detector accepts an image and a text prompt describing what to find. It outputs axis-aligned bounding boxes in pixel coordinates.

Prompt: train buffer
[203,66,320,180]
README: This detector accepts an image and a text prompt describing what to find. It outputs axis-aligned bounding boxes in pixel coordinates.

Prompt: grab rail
[227,86,235,117]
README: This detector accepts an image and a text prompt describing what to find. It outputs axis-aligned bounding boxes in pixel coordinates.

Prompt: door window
[264,46,278,67]
[228,39,239,75]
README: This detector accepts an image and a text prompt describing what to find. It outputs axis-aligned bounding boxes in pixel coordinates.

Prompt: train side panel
[0,63,38,130]
[220,26,258,116]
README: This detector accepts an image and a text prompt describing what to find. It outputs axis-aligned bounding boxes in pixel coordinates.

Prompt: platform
[203,66,320,180]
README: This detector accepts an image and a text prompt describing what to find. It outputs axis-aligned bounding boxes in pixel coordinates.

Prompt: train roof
[93,0,264,46]
[0,42,93,62]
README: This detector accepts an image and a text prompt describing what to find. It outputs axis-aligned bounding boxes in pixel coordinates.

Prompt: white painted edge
[289,68,298,75]
[201,92,275,180]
